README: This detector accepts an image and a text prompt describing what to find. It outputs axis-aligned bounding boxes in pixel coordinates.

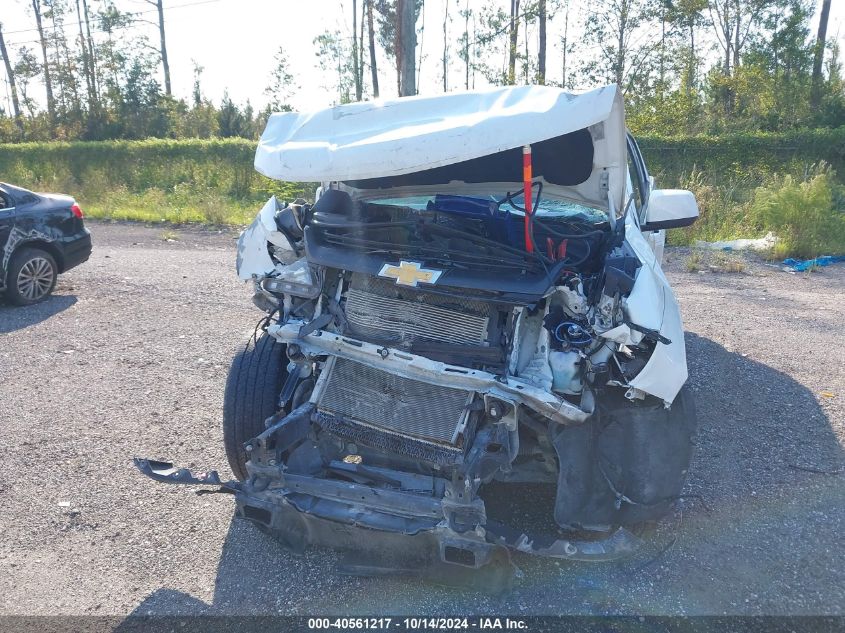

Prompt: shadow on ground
[0,294,77,334]
[118,333,844,617]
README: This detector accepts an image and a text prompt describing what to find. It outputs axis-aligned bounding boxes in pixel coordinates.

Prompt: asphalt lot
[0,220,843,616]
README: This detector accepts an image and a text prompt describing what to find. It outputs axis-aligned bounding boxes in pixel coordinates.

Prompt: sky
[1,0,844,113]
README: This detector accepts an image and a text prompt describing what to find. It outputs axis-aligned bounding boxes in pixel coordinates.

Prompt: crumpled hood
[254,84,627,212]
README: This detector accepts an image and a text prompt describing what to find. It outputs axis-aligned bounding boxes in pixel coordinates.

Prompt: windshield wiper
[319,217,535,258]
[322,232,539,271]
[417,222,541,262]
[315,212,583,278]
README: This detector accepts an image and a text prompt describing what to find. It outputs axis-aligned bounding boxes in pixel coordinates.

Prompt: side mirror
[641,189,699,231]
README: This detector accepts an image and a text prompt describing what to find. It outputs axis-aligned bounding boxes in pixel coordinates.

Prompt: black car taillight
[71,203,84,219]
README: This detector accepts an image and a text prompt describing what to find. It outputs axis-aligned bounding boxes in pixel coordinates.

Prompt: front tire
[5,247,57,306]
[223,332,288,480]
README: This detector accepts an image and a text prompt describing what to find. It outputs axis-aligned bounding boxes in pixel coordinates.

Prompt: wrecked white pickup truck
[137,84,699,592]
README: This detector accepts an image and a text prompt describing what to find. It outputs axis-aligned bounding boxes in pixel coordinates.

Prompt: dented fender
[621,213,688,403]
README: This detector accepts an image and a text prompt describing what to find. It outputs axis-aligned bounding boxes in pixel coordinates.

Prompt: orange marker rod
[523,145,533,253]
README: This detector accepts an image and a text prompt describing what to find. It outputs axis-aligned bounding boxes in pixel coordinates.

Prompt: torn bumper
[134,458,641,592]
[234,486,517,593]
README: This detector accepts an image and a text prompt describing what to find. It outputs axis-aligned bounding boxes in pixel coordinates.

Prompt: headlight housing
[260,260,322,299]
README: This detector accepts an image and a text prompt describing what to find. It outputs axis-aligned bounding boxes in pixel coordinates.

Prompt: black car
[0,182,92,305]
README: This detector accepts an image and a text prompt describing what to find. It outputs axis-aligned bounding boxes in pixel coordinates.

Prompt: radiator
[317,357,473,445]
[344,274,491,347]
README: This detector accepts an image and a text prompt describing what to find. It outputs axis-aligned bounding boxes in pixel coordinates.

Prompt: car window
[0,190,12,210]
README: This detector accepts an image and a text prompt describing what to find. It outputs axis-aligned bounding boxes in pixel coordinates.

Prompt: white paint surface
[254,84,627,211]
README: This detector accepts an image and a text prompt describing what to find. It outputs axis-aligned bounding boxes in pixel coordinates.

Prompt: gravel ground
[0,220,843,617]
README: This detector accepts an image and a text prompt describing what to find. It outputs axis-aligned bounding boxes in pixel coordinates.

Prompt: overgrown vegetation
[637,127,845,184]
[749,168,845,259]
[667,161,845,259]
[642,128,845,259]
[0,138,314,225]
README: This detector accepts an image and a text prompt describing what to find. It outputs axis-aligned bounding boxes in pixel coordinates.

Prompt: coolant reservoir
[550,351,583,395]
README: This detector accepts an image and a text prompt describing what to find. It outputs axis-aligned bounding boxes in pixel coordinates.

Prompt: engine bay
[247,189,662,415]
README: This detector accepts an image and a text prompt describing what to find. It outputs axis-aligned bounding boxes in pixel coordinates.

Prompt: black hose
[497,183,599,269]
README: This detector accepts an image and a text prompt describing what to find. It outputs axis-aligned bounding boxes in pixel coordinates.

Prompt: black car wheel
[223,332,289,481]
[6,247,57,306]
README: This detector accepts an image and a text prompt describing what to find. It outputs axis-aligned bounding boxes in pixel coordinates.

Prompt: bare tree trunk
[398,0,416,96]
[561,7,568,88]
[82,0,97,100]
[352,0,362,101]
[416,0,425,93]
[688,21,695,94]
[537,0,546,84]
[395,4,402,95]
[732,0,740,70]
[32,0,56,127]
[471,9,476,88]
[523,11,529,83]
[615,0,626,87]
[49,11,73,114]
[463,0,470,89]
[722,0,731,75]
[0,23,24,134]
[507,0,520,84]
[152,0,171,96]
[811,0,831,109]
[74,0,96,114]
[659,3,665,96]
[716,0,732,115]
[366,0,380,98]
[442,0,449,91]
[359,0,366,96]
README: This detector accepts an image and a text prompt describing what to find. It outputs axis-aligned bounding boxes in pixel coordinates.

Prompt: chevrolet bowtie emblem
[378,260,443,287]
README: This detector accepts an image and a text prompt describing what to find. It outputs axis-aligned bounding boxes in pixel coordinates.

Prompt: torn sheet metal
[236,196,293,280]
[134,458,226,486]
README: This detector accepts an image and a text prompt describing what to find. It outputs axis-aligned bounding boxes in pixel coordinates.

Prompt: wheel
[5,247,58,306]
[223,332,289,480]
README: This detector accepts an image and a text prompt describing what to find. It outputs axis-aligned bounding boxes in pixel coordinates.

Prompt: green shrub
[668,167,755,245]
[197,189,237,225]
[749,167,845,259]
